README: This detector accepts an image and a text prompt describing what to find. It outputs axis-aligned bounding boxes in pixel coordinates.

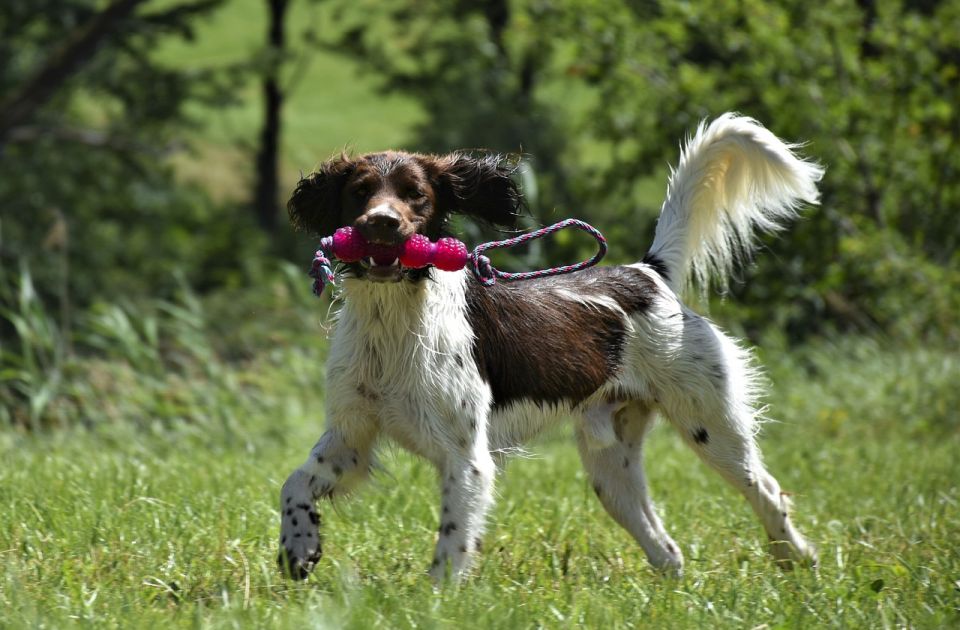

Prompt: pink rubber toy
[323,227,468,271]
[311,218,608,296]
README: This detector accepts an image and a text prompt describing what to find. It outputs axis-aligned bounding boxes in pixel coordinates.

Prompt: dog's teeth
[390,258,398,267]
[367,257,375,267]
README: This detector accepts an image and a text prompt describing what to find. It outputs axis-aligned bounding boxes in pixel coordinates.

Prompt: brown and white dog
[277,114,824,581]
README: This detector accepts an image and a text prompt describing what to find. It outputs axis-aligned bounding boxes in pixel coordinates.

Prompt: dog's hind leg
[674,411,817,568]
[576,401,684,574]
[675,411,817,568]
[662,320,817,568]
[278,421,378,579]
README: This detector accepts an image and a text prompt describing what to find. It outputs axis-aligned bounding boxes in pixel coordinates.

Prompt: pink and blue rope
[469,218,607,287]
[309,218,607,295]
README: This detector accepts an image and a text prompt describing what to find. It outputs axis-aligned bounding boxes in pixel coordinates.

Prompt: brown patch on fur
[465,266,658,409]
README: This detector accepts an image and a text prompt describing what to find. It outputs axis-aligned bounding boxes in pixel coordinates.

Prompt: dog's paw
[648,541,684,578]
[277,543,322,580]
[770,538,818,571]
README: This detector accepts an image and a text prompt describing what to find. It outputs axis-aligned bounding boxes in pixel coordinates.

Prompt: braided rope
[308,218,607,295]
[468,218,607,286]
[309,248,336,297]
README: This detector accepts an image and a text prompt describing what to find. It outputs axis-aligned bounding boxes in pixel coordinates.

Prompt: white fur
[648,113,824,294]
[278,114,820,582]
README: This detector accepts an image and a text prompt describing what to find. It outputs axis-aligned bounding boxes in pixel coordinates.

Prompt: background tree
[0,0,254,310]
[320,0,960,343]
[253,0,291,232]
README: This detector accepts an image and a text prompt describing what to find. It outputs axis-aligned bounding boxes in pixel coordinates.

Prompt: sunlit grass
[1,334,957,628]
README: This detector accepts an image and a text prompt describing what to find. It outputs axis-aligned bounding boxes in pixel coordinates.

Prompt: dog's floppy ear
[287,156,355,237]
[431,153,522,229]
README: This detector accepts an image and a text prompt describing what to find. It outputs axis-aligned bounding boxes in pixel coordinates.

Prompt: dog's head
[288,151,522,282]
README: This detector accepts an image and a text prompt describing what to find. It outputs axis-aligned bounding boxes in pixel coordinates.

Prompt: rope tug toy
[309,218,607,296]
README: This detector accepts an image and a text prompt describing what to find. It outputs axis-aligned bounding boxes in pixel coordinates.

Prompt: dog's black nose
[359,206,403,244]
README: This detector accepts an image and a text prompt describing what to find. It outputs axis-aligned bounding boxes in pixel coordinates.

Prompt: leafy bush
[0,260,326,430]
[319,0,960,343]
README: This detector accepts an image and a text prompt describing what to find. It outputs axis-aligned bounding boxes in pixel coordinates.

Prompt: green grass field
[3,2,957,627]
[2,293,958,629]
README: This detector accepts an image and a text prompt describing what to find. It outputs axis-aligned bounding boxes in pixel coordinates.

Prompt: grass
[1,277,958,629]
[3,4,958,626]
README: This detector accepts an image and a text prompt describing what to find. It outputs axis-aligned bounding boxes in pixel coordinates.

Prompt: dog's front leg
[278,424,376,579]
[430,445,496,582]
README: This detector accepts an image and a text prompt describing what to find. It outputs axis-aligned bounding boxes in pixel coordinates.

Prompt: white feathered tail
[646,113,824,295]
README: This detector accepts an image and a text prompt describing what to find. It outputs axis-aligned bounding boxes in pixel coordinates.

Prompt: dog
[277,113,824,581]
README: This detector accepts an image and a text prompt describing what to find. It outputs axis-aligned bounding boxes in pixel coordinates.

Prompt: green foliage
[319,0,960,343]
[0,0,258,310]
[0,338,957,627]
[0,259,324,430]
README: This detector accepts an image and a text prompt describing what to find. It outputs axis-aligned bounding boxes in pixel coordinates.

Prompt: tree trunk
[253,0,289,232]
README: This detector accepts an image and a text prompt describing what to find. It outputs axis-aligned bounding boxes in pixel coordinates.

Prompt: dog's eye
[405,188,427,201]
[352,186,370,199]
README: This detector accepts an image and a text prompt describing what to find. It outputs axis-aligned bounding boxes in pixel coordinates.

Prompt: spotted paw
[277,544,322,580]
[278,496,323,579]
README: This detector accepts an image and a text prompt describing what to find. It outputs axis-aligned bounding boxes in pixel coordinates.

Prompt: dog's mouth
[337,235,436,284]
[359,255,403,282]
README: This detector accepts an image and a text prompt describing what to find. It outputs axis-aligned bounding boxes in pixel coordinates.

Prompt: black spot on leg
[693,427,709,445]
[456,354,464,367]
[282,535,286,543]
[781,512,788,518]
[294,533,301,538]
[623,457,630,468]
[443,506,449,514]
[292,518,298,527]
[474,537,483,552]
[286,497,291,505]
[352,456,358,465]
[667,543,676,553]
[471,465,480,476]
[316,456,324,464]
[459,545,467,553]
[431,558,440,568]
[286,509,293,516]
[442,522,458,536]
[332,465,342,476]
[296,503,310,511]
[309,511,319,525]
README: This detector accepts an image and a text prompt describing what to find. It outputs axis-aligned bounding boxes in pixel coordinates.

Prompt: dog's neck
[336,269,470,333]
[330,271,474,386]
[339,276,429,326]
